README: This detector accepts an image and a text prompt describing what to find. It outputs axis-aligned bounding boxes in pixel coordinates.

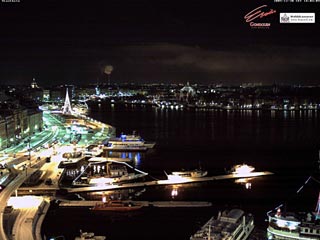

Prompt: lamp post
[28,137,31,161]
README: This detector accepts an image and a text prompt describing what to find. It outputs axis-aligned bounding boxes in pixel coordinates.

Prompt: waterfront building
[0,117,6,149]
[0,97,43,150]
[180,82,196,102]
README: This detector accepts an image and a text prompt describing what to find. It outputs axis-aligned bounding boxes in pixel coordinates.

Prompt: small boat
[166,169,208,180]
[91,200,143,212]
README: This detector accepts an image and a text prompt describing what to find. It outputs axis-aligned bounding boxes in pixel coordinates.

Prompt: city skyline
[0,1,319,86]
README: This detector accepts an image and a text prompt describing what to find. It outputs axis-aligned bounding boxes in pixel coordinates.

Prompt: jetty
[59,200,212,208]
[66,171,273,193]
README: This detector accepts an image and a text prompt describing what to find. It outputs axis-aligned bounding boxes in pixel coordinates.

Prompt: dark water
[42,102,320,240]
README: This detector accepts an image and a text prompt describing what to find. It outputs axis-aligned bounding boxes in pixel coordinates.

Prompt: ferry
[267,193,320,240]
[190,209,254,240]
[90,200,143,212]
[106,132,156,149]
[104,144,148,152]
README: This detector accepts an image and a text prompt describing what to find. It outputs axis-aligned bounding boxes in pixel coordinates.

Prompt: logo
[280,14,290,23]
[280,13,315,23]
[244,5,277,29]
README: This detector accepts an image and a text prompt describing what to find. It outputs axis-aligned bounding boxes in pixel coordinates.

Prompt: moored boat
[267,192,320,240]
[106,131,156,149]
[190,208,254,240]
[104,144,148,152]
[166,169,208,181]
[230,164,255,175]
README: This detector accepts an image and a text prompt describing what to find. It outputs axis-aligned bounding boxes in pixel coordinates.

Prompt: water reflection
[235,177,253,190]
[171,186,179,199]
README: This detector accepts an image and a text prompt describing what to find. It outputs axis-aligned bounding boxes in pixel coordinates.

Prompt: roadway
[0,170,37,240]
[8,196,48,240]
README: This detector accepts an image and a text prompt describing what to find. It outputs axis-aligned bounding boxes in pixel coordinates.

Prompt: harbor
[0,88,318,240]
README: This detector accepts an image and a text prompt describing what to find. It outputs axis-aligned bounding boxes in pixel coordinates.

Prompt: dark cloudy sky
[0,0,319,86]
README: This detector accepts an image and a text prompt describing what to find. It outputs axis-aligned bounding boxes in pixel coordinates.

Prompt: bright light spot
[8,196,43,209]
[90,178,114,186]
[232,164,255,175]
[171,187,178,198]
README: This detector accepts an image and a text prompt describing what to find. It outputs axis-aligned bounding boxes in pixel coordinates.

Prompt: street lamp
[28,137,31,161]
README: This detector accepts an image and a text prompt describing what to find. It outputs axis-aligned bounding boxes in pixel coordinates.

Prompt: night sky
[0,0,319,86]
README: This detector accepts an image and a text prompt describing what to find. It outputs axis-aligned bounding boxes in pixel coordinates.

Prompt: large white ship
[190,209,254,240]
[267,193,320,240]
[106,132,155,150]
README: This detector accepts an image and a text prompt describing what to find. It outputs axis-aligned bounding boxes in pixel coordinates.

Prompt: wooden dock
[66,171,273,193]
[59,200,212,208]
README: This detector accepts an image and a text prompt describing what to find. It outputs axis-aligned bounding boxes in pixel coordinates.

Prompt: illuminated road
[9,196,46,240]
[0,171,37,240]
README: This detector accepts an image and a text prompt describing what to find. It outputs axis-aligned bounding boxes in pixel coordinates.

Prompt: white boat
[267,193,320,240]
[190,209,254,240]
[73,161,148,186]
[166,169,207,181]
[107,132,156,149]
[88,172,147,185]
[230,164,255,175]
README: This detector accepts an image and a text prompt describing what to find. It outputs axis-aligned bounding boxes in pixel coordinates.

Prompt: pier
[66,171,273,193]
[59,200,212,208]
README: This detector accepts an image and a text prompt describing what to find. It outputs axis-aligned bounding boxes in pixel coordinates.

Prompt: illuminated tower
[31,78,39,89]
[62,88,73,115]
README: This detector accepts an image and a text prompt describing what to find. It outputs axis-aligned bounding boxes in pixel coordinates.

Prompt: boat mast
[318,150,320,173]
